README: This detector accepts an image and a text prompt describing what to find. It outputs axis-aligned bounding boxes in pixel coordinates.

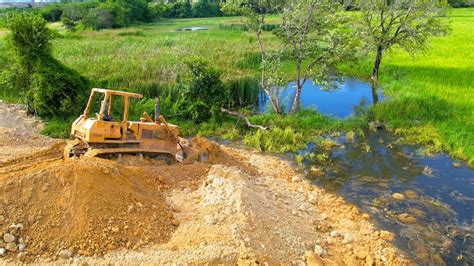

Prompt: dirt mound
[0,157,175,262]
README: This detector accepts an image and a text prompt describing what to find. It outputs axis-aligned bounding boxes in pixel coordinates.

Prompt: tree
[236,0,351,114]
[356,0,449,84]
[277,0,351,113]
[232,0,284,113]
[3,12,88,117]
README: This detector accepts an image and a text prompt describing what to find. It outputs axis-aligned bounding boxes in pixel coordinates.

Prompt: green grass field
[341,8,474,164]
[0,9,472,164]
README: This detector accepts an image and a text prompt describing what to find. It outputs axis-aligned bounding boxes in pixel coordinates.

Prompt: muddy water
[258,78,382,118]
[300,130,473,265]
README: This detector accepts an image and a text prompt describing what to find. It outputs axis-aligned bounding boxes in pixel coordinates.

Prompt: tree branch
[221,108,268,131]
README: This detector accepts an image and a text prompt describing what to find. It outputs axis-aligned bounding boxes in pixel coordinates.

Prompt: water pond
[252,77,473,264]
[258,78,382,118]
[300,130,473,265]
[175,26,209,32]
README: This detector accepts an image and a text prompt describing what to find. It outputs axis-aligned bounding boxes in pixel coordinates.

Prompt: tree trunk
[268,93,283,114]
[371,85,379,105]
[289,81,302,114]
[371,46,383,84]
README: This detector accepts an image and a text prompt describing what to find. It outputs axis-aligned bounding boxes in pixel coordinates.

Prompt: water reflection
[258,78,382,118]
[302,130,473,265]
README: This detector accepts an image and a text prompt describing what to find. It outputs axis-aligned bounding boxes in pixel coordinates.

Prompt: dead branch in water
[221,108,268,131]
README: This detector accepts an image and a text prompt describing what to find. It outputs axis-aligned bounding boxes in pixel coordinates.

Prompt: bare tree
[356,0,449,84]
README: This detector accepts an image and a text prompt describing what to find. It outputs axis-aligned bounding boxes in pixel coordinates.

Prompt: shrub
[163,2,192,18]
[180,59,227,122]
[40,4,63,22]
[117,0,154,23]
[243,127,307,153]
[61,2,97,22]
[62,17,78,32]
[192,0,222,18]
[82,2,126,30]
[3,12,88,118]
[31,58,88,118]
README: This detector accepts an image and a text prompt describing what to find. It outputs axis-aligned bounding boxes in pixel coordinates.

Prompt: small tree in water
[231,0,351,114]
[356,0,449,85]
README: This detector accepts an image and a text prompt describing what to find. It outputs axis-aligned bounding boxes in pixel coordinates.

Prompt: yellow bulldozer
[64,88,205,163]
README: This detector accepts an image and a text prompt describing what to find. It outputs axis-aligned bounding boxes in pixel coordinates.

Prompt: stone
[423,166,433,176]
[305,251,324,266]
[292,176,302,183]
[379,231,395,242]
[329,231,339,237]
[392,193,405,201]
[342,233,353,244]
[314,244,326,257]
[362,213,370,220]
[354,248,368,260]
[5,242,17,252]
[204,215,218,225]
[345,256,361,266]
[0,248,6,256]
[398,213,417,224]
[3,233,16,243]
[307,193,318,204]
[452,162,461,168]
[18,243,26,251]
[17,252,26,262]
[404,190,418,199]
[59,249,73,260]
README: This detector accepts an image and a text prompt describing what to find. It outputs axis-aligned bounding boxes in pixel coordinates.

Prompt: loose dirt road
[0,101,411,265]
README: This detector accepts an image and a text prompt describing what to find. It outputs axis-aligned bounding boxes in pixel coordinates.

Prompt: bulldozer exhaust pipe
[154,97,160,122]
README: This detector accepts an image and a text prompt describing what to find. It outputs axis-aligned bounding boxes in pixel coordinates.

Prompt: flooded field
[300,130,473,265]
[258,78,382,118]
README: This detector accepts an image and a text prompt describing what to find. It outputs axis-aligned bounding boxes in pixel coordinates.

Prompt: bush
[3,12,89,118]
[180,59,227,122]
[62,17,78,32]
[61,2,97,23]
[163,2,192,18]
[41,4,63,22]
[82,3,126,30]
[31,58,88,118]
[117,0,154,23]
[192,0,222,18]
[243,127,307,153]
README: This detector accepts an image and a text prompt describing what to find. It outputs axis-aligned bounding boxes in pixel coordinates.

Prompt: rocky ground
[0,101,412,265]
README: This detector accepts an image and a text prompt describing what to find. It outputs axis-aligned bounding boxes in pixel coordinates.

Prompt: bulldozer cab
[84,88,143,123]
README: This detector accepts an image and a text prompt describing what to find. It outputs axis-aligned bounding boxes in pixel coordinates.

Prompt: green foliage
[162,2,192,18]
[41,4,63,22]
[2,12,88,118]
[5,12,51,65]
[117,0,154,23]
[180,58,227,122]
[62,17,78,32]
[192,0,223,18]
[243,127,307,153]
[82,3,126,30]
[30,58,88,118]
[41,117,74,138]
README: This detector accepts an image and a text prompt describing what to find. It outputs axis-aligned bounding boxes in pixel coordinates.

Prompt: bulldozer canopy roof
[92,88,143,99]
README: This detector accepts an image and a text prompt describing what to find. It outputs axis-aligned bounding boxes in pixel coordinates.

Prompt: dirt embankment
[0,101,411,265]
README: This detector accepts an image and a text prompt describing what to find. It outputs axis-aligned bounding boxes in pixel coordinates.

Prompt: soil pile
[0,147,175,262]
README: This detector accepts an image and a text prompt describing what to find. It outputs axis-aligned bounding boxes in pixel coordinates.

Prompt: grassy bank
[0,10,472,164]
[340,8,474,165]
